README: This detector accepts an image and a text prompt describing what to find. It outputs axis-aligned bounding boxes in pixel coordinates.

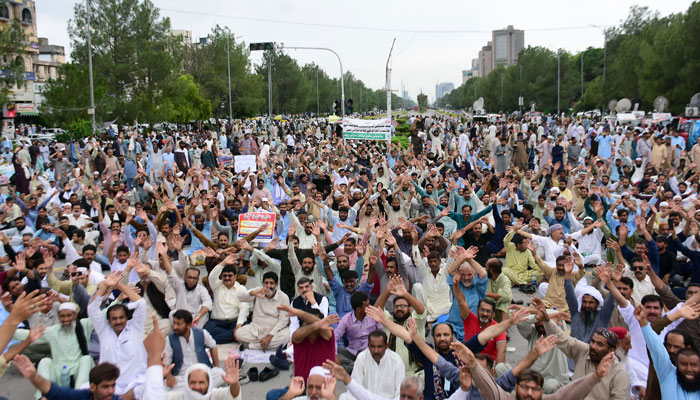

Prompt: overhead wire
[159,8,610,35]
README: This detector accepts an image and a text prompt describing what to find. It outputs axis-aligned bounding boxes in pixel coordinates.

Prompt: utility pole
[603,31,607,112]
[519,64,523,115]
[557,49,561,115]
[282,45,345,116]
[86,0,95,134]
[268,51,272,116]
[226,29,232,121]
[580,52,584,99]
[316,67,319,115]
[386,38,395,126]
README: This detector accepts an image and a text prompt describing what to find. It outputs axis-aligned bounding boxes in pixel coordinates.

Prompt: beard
[393,312,410,324]
[677,370,700,392]
[392,205,401,211]
[185,283,197,292]
[61,320,76,333]
[462,279,474,288]
[581,309,597,326]
[479,316,491,325]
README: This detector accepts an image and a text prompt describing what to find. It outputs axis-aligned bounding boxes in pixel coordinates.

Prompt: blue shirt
[188,221,211,254]
[445,273,487,341]
[46,383,121,400]
[328,276,373,318]
[643,323,700,400]
[595,135,614,159]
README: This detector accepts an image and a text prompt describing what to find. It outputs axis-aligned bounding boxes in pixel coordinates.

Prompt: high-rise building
[462,58,479,83]
[492,25,524,68]
[478,42,493,78]
[0,0,40,117]
[436,82,455,100]
[33,37,65,109]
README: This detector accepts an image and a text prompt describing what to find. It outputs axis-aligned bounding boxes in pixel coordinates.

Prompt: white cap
[308,367,331,378]
[621,191,630,197]
[77,267,88,275]
[659,201,670,207]
[59,303,77,312]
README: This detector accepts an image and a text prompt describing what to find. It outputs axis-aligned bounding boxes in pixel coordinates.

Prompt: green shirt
[15,318,93,376]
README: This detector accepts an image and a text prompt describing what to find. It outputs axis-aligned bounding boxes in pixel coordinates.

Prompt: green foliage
[55,118,92,142]
[158,74,212,123]
[417,94,428,112]
[439,3,700,115]
[0,21,28,108]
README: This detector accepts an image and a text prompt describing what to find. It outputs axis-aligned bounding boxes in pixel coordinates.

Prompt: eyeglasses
[221,274,235,278]
[477,308,494,314]
[630,266,645,271]
[517,383,542,393]
[394,304,409,309]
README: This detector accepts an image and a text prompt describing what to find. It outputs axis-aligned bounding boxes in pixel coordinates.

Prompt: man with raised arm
[87,271,148,399]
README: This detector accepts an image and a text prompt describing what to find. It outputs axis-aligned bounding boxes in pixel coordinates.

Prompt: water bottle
[60,365,70,387]
[532,274,537,288]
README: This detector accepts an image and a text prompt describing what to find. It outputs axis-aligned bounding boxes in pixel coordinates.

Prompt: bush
[55,119,93,142]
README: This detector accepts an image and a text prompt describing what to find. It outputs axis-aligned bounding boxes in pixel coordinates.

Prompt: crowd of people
[0,111,699,400]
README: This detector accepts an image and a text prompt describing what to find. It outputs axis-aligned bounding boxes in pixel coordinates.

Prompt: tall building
[462,58,479,83]
[492,25,524,67]
[0,0,39,117]
[436,82,455,100]
[33,37,65,110]
[478,42,493,78]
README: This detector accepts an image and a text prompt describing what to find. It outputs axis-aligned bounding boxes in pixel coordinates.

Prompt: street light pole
[316,67,319,115]
[580,52,584,99]
[557,49,561,115]
[226,30,232,121]
[86,0,95,134]
[283,46,345,116]
[268,52,273,116]
[386,38,395,125]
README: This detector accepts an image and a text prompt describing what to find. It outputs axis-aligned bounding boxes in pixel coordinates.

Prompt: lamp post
[282,45,345,117]
[226,29,232,121]
[86,0,95,134]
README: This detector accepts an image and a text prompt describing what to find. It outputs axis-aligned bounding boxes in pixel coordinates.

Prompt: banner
[217,154,233,167]
[237,212,275,243]
[234,155,257,173]
[341,118,391,141]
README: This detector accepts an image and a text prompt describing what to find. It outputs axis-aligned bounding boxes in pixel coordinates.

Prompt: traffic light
[333,99,341,115]
[249,42,274,51]
[345,99,353,115]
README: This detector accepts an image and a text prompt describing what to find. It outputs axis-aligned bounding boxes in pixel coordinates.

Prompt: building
[474,26,525,78]
[33,37,65,109]
[492,25,524,68]
[478,41,493,78]
[436,82,454,101]
[0,0,39,117]
[462,59,479,83]
[170,29,193,45]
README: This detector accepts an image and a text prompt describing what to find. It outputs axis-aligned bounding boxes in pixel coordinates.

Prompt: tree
[182,26,263,118]
[66,0,182,124]
[417,93,428,112]
[0,21,28,109]
[158,74,212,123]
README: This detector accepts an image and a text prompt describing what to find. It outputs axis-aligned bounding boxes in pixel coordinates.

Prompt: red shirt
[463,312,505,361]
[293,331,337,381]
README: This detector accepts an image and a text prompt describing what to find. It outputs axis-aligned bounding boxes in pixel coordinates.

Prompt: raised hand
[286,377,306,397]
[322,360,350,385]
[319,376,337,399]
[634,304,648,326]
[13,354,37,379]
[405,317,418,338]
[534,335,558,356]
[464,246,479,259]
[388,275,407,297]
[28,324,46,343]
[104,271,124,287]
[450,341,476,367]
[677,302,700,321]
[365,305,386,324]
[595,352,615,380]
[221,357,240,386]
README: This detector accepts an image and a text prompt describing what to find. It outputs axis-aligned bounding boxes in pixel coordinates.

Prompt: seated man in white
[341,329,405,400]
[236,271,290,351]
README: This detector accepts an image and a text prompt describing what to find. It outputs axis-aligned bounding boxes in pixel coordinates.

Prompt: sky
[36,0,692,103]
